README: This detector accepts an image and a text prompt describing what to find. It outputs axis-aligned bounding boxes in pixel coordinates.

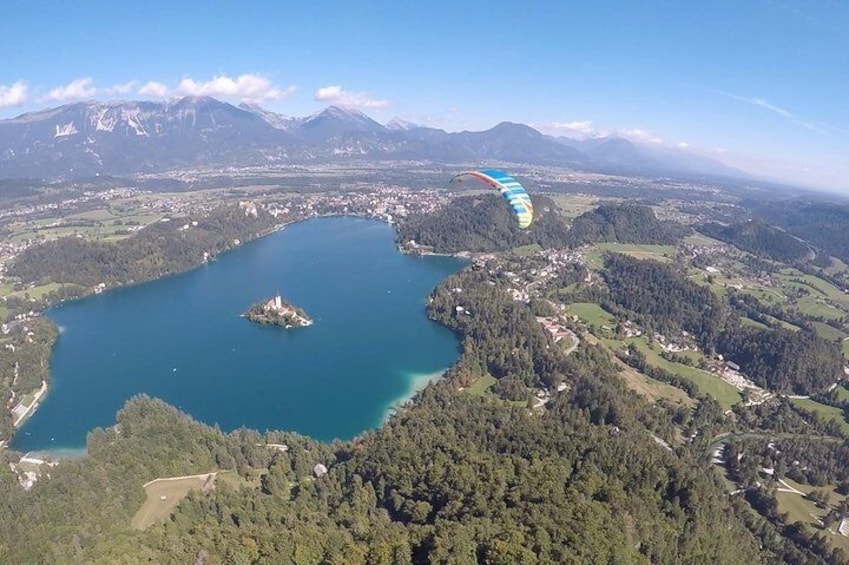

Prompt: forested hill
[697,219,813,262]
[566,203,691,246]
[749,201,849,266]
[396,197,691,253]
[601,254,842,395]
[0,374,767,562]
[396,194,570,252]
[0,264,836,563]
[8,203,279,288]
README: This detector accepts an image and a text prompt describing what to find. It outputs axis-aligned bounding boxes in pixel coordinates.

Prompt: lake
[12,217,467,452]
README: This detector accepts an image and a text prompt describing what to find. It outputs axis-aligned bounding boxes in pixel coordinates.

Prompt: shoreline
[381,368,448,425]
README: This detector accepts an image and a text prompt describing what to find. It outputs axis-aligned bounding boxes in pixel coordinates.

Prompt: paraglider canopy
[450,169,534,229]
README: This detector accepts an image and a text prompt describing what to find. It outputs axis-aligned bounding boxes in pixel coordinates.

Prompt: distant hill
[748,201,849,266]
[697,219,813,263]
[0,96,750,181]
[557,135,748,178]
[567,203,691,246]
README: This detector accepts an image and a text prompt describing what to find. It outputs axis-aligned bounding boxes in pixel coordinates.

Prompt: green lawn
[550,195,604,219]
[565,302,616,327]
[683,233,724,246]
[775,477,849,553]
[465,374,497,396]
[8,282,64,300]
[593,243,676,261]
[791,398,849,434]
[834,386,849,403]
[812,321,845,341]
[617,362,693,406]
[511,244,542,257]
[132,474,215,530]
[763,314,800,332]
[782,270,849,305]
[795,298,844,321]
[740,317,770,330]
[775,489,828,527]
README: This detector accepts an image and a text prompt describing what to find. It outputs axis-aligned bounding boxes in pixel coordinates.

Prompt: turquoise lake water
[12,217,467,452]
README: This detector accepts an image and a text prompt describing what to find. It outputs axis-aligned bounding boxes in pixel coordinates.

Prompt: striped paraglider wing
[450,169,533,229]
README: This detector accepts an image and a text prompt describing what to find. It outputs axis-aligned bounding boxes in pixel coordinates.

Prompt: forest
[566,203,691,246]
[697,219,813,263]
[2,267,825,564]
[396,194,571,253]
[7,203,279,290]
[750,201,849,266]
[599,254,841,395]
[601,253,726,348]
[715,327,843,394]
[4,194,849,562]
[397,198,691,253]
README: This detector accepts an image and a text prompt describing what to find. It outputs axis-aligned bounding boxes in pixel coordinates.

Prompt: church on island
[244,292,313,328]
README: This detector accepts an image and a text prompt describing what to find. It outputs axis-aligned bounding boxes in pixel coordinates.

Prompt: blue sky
[1,0,847,190]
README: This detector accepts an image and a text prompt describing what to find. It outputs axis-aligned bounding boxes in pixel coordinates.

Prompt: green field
[614,360,694,407]
[812,321,846,341]
[780,270,849,305]
[834,386,849,402]
[796,298,844,321]
[8,282,64,300]
[132,474,216,530]
[764,315,800,332]
[790,398,849,434]
[776,489,829,526]
[630,339,742,410]
[740,317,769,330]
[825,257,848,277]
[5,208,164,245]
[511,244,542,257]
[586,243,676,268]
[775,477,849,553]
[465,374,497,396]
[565,302,615,327]
[683,233,724,246]
[550,195,605,219]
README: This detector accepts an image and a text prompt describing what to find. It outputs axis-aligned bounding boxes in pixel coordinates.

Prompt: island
[243,293,313,328]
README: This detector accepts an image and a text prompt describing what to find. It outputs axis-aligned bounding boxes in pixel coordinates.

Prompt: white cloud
[105,80,138,96]
[138,81,170,98]
[176,74,294,102]
[532,120,597,137]
[749,97,793,119]
[676,142,690,149]
[709,88,829,133]
[43,77,97,103]
[619,128,663,144]
[0,81,27,108]
[314,85,389,110]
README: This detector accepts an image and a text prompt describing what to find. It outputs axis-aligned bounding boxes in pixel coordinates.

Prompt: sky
[0,0,847,191]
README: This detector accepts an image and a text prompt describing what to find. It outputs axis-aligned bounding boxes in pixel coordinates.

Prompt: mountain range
[0,96,746,181]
